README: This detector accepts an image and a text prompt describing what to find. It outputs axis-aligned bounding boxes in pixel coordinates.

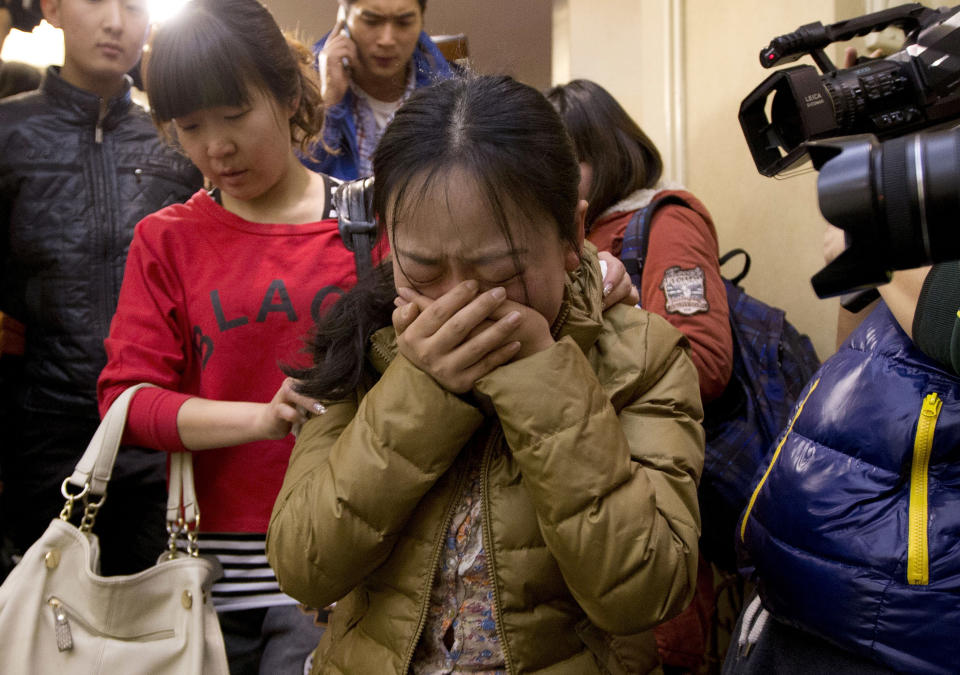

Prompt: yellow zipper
[740,379,820,542]
[908,392,942,586]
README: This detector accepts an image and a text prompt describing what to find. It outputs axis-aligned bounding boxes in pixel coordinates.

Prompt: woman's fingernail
[491,287,506,300]
[313,403,327,415]
[603,283,614,297]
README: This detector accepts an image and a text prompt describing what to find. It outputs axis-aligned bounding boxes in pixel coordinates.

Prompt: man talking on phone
[302,0,453,180]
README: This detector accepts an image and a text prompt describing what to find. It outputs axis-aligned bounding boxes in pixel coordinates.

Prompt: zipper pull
[922,392,943,417]
[49,598,73,652]
[95,98,106,144]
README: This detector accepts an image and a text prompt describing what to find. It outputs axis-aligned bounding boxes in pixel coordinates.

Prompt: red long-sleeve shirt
[98,188,379,532]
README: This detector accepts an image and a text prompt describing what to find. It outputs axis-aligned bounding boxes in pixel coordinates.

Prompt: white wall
[683,1,855,361]
[552,0,894,360]
[553,0,684,182]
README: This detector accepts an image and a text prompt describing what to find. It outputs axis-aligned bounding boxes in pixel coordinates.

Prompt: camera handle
[760,2,937,73]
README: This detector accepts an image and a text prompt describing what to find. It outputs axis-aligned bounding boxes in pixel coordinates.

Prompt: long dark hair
[292,74,581,402]
[545,79,663,227]
[145,0,324,152]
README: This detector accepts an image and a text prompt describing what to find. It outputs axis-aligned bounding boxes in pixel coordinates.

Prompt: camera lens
[814,128,960,283]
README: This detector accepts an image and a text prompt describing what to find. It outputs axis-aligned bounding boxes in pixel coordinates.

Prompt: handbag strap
[166,451,201,557]
[63,384,202,553]
[67,383,155,496]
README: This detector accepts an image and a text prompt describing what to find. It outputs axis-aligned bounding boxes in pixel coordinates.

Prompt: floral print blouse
[412,451,506,674]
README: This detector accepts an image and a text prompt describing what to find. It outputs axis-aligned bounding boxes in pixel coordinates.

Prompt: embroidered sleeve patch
[660,266,710,315]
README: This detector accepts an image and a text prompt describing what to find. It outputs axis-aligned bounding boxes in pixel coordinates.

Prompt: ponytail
[286,262,396,402]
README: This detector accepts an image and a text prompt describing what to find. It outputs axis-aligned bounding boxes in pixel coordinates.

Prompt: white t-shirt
[355,89,405,130]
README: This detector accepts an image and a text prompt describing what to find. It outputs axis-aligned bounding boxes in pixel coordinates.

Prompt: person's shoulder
[417,31,446,57]
[312,172,343,220]
[134,190,206,238]
[111,103,202,180]
[114,99,165,139]
[597,304,690,374]
[600,302,669,341]
[124,98,155,123]
[0,88,46,124]
[652,189,714,225]
[414,32,454,79]
[0,89,49,151]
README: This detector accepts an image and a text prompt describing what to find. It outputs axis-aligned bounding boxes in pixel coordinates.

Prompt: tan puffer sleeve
[474,308,704,635]
[267,354,484,609]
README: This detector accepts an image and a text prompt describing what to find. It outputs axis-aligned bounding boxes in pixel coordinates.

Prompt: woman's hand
[256,377,326,440]
[317,18,357,108]
[598,251,640,309]
[392,281,552,393]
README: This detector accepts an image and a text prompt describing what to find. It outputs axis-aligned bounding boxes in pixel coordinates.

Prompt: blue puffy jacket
[301,31,453,181]
[739,301,960,675]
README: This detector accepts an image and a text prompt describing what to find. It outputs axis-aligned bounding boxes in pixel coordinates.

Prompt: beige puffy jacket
[267,250,705,674]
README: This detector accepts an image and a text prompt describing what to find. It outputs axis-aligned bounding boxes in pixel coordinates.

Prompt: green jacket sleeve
[475,308,704,635]
[267,354,484,609]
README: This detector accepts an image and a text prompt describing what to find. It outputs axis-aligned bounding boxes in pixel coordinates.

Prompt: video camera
[739,3,960,299]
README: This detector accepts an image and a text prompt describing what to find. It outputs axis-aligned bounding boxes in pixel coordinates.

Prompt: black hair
[291,74,582,402]
[145,0,324,152]
[545,79,663,227]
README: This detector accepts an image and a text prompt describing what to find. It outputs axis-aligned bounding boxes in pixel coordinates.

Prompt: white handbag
[0,384,229,674]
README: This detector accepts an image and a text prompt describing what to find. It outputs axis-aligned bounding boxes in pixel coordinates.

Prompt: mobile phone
[337,5,352,70]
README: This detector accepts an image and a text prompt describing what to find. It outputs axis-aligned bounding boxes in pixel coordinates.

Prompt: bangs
[146,11,260,122]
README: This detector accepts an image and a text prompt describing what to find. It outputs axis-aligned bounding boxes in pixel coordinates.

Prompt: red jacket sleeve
[97,221,192,452]
[640,198,733,402]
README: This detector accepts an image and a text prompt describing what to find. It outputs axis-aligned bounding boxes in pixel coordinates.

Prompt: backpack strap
[621,194,754,291]
[620,193,695,291]
[333,177,377,278]
[718,248,751,287]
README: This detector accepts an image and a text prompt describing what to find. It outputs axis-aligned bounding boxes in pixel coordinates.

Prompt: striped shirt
[178,532,296,612]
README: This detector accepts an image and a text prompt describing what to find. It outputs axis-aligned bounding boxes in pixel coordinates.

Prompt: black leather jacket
[0,67,202,417]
